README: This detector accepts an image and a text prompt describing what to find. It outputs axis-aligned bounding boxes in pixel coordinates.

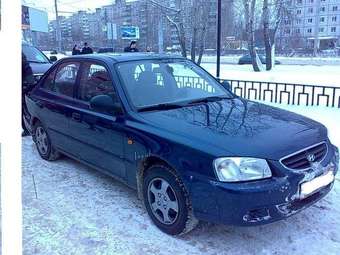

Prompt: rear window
[22,45,50,64]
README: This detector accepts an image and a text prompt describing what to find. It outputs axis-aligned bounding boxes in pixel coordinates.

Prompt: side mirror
[49,56,58,62]
[90,95,122,115]
[221,80,231,91]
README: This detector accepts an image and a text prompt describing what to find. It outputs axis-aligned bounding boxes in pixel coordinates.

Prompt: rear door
[31,61,81,155]
[67,61,127,179]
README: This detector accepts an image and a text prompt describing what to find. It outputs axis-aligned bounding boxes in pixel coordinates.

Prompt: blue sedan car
[25,53,339,235]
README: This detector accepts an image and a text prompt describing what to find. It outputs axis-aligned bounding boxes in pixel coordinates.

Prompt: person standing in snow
[72,44,81,55]
[124,41,139,52]
[22,53,35,136]
[81,42,93,55]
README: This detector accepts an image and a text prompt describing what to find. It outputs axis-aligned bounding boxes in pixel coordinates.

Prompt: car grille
[280,142,328,170]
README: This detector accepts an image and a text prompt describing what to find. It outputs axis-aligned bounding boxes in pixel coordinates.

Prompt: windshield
[116,59,232,109]
[22,45,50,64]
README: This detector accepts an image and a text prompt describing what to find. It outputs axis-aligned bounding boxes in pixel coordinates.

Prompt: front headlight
[213,157,272,182]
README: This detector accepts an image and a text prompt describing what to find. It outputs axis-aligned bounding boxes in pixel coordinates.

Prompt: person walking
[81,42,93,54]
[22,53,35,136]
[72,44,81,55]
[124,41,139,52]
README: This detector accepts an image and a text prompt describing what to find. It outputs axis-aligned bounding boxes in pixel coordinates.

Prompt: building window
[309,0,314,3]
[321,0,326,2]
[297,9,302,14]
[284,20,291,25]
[320,7,326,12]
[295,28,300,34]
[307,18,313,23]
[331,16,337,22]
[297,0,302,4]
[320,17,325,22]
[333,6,338,11]
[307,28,312,33]
[319,27,324,32]
[296,19,302,24]
[331,27,336,32]
[308,7,313,13]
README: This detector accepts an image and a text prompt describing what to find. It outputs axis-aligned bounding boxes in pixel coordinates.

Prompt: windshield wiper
[137,102,186,112]
[186,95,234,105]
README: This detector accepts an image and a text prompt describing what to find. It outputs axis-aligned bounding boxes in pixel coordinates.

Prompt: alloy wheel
[35,126,48,155]
[147,177,179,225]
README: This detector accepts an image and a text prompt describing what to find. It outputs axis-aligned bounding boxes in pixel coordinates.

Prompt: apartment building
[43,0,234,52]
[278,0,340,50]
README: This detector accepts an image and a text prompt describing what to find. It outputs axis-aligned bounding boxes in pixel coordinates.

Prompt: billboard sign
[22,6,30,30]
[28,7,48,33]
[22,6,48,32]
[121,26,139,40]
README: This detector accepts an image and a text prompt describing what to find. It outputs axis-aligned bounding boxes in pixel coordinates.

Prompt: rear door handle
[71,112,81,122]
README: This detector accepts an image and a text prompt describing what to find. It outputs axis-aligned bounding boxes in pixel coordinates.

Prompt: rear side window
[42,69,57,91]
[54,62,80,97]
[78,63,116,102]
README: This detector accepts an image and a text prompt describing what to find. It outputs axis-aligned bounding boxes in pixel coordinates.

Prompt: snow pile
[22,103,340,255]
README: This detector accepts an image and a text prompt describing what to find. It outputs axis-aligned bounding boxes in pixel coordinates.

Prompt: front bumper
[189,145,339,226]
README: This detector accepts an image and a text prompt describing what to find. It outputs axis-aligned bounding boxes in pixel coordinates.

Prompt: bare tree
[262,0,291,70]
[149,0,211,65]
[243,0,263,71]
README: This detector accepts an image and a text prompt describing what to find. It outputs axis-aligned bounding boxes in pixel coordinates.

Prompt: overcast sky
[22,0,119,20]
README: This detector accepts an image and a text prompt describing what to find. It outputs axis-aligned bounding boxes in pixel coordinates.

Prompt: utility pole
[216,0,222,78]
[54,0,62,51]
[112,1,115,51]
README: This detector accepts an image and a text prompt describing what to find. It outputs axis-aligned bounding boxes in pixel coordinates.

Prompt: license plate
[300,170,334,199]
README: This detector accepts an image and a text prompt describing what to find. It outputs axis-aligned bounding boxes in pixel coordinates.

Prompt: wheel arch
[136,155,184,200]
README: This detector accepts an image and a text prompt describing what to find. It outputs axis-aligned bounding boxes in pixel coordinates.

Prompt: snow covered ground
[201,55,340,66]
[202,63,340,87]
[22,103,340,255]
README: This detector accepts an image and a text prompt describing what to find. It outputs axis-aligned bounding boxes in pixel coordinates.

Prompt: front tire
[143,164,198,235]
[33,121,60,161]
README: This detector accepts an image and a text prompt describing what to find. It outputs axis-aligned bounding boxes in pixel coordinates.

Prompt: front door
[68,61,126,179]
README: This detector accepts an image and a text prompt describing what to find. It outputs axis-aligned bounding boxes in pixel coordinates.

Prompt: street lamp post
[54,0,62,52]
[216,0,222,78]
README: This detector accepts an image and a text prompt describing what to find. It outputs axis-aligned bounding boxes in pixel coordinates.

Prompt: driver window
[78,63,117,102]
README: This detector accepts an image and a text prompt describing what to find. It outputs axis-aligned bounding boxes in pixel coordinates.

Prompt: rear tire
[143,164,198,235]
[33,121,60,161]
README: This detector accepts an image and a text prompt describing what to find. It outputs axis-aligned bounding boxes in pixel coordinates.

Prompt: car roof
[64,53,186,63]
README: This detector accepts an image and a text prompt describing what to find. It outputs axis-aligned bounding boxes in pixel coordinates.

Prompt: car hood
[136,98,327,160]
[29,62,52,75]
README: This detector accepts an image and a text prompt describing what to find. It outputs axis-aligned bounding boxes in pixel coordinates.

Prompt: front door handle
[71,112,81,122]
